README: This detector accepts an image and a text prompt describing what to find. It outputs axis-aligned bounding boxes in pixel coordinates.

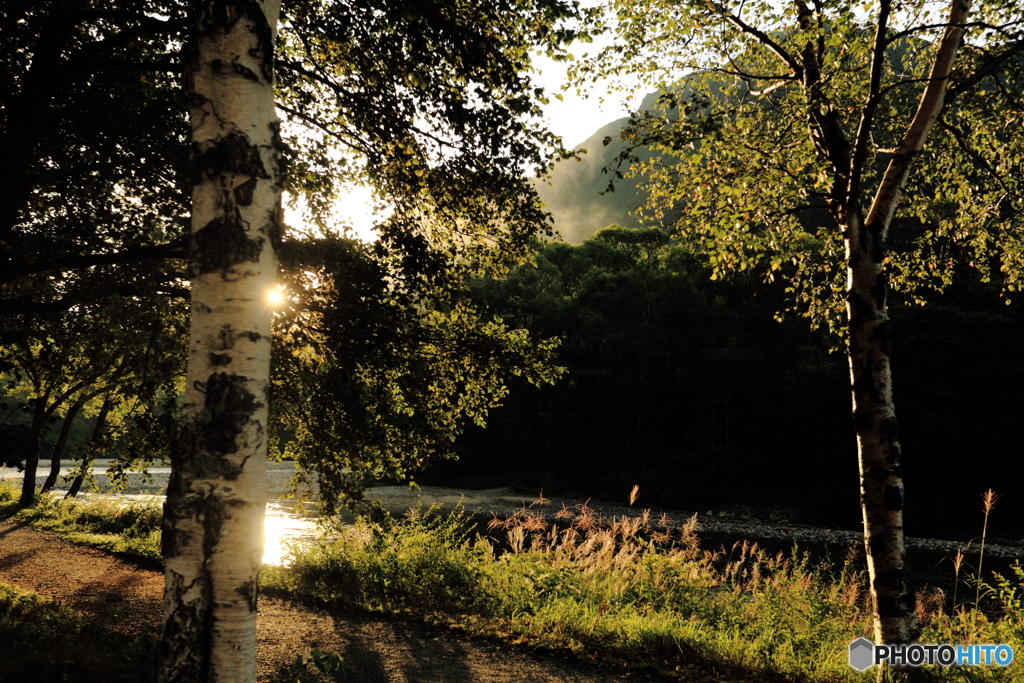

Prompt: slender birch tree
[580,0,1024,648]
[158,2,282,681]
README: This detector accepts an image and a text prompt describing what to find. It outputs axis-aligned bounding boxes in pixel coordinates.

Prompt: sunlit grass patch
[263,506,489,616]
[0,483,163,565]
[262,503,875,681]
[0,480,21,518]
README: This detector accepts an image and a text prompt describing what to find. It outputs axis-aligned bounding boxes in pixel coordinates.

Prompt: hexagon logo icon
[849,637,875,671]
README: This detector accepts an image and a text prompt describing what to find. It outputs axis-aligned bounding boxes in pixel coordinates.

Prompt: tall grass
[264,498,1024,682]
[264,502,868,681]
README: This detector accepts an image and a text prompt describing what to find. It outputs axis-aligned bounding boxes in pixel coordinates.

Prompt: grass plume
[975,489,1000,613]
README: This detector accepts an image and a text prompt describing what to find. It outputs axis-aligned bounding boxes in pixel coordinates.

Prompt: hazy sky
[285,38,640,242]
[532,49,639,148]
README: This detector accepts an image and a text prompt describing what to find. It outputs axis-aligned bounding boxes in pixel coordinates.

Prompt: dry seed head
[981,489,1001,514]
[748,562,762,592]
[572,504,597,531]
[843,580,862,607]
[916,588,946,625]
[520,513,549,532]
[628,484,640,506]
[507,526,526,553]
[952,548,965,574]
[577,535,598,558]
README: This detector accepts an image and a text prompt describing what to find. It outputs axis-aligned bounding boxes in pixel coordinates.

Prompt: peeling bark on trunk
[844,0,971,648]
[158,2,282,682]
[844,209,919,646]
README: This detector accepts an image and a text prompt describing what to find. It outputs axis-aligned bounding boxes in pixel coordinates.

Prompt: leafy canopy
[575,0,1024,331]
[272,236,563,510]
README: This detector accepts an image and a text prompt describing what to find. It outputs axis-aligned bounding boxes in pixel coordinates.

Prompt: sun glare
[267,287,285,306]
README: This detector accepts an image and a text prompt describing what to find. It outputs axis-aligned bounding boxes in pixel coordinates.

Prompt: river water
[1,460,320,565]
[1,460,543,566]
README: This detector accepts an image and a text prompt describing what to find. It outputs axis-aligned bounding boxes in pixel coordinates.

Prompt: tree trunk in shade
[65,396,113,499]
[19,387,53,507]
[40,400,82,494]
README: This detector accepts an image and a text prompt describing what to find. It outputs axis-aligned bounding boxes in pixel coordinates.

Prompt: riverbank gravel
[7,462,1023,560]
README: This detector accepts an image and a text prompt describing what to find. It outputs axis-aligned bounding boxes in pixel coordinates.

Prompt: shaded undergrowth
[0,581,157,683]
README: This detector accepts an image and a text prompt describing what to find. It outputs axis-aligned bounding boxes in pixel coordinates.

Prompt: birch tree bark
[159,2,282,681]
[848,0,971,646]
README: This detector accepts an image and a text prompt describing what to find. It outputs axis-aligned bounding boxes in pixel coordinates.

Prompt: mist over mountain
[534,91,665,243]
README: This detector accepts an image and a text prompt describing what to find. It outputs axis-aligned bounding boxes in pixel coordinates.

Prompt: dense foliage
[1,0,586,501]
[575,0,1023,328]
[271,236,563,510]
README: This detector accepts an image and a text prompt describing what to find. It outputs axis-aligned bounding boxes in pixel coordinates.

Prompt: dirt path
[0,520,670,683]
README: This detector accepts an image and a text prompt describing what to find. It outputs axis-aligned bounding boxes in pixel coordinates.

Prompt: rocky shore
[366,484,1024,561]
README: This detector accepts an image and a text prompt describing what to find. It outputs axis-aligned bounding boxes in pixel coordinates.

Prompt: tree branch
[849,0,893,203]
[865,0,973,236]
[274,102,374,158]
[72,58,182,75]
[0,280,188,317]
[1,238,188,285]
[746,79,796,97]
[793,0,851,202]
[946,39,1024,105]
[886,19,1023,46]
[937,119,1014,196]
[68,16,188,66]
[705,0,803,77]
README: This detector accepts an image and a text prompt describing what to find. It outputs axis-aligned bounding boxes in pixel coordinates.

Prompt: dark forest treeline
[420,227,1024,539]
[7,225,1022,539]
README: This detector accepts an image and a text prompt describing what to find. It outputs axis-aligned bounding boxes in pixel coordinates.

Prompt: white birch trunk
[848,0,971,647]
[159,2,282,681]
